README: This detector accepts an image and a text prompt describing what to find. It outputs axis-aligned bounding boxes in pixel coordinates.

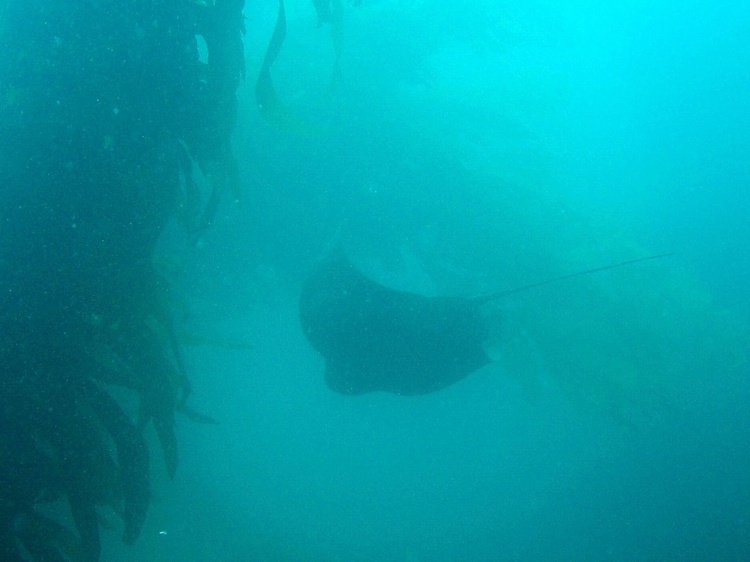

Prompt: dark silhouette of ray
[299,247,492,395]
[299,247,672,396]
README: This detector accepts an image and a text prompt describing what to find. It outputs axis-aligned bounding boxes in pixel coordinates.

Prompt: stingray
[299,247,671,396]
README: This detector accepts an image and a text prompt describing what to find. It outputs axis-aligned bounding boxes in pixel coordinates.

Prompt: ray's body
[299,248,491,395]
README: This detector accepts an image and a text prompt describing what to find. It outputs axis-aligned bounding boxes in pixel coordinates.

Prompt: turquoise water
[106,2,750,560]
[4,1,747,560]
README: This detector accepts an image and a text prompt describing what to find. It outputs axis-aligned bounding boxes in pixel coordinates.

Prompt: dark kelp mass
[0,1,245,559]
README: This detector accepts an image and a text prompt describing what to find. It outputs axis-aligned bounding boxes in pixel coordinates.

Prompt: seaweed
[0,0,246,559]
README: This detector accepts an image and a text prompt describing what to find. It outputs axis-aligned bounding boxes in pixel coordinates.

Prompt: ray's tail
[475,252,675,304]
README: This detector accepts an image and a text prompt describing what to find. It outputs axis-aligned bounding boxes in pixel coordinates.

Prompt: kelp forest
[1,1,748,561]
[0,1,247,559]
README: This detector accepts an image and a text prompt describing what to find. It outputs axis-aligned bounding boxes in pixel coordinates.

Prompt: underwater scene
[1,0,748,560]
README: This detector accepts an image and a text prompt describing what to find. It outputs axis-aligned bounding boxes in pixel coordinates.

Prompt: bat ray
[299,246,672,396]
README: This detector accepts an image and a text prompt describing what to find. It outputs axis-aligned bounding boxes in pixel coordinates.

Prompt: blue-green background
[108,1,749,560]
